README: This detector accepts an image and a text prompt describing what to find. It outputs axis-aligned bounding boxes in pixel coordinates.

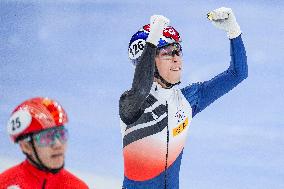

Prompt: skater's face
[20,127,68,169]
[155,43,183,86]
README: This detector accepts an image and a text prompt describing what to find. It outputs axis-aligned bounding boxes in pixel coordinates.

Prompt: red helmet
[7,97,68,142]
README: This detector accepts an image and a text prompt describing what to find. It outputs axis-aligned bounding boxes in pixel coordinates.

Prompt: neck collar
[154,69,181,89]
[22,159,60,181]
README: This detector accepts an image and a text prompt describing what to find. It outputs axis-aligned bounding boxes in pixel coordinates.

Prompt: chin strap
[24,135,64,174]
[154,68,181,89]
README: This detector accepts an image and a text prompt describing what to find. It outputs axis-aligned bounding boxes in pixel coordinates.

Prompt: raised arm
[119,43,156,124]
[182,35,247,117]
[119,15,170,124]
[182,7,248,117]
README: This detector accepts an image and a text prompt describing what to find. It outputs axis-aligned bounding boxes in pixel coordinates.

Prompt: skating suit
[120,35,248,189]
[0,160,89,189]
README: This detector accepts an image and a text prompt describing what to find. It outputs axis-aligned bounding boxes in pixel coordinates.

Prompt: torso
[121,82,192,181]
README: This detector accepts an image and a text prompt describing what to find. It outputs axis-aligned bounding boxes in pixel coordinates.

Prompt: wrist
[227,23,241,39]
[146,32,161,46]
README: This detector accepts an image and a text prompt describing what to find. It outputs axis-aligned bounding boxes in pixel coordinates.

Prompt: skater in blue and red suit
[119,7,248,189]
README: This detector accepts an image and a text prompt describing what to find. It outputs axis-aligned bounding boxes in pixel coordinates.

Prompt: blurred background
[1,0,283,188]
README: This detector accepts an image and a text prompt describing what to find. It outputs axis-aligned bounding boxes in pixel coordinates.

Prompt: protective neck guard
[154,69,181,89]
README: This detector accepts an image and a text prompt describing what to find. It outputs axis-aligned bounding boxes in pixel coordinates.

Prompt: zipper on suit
[164,101,169,189]
[42,179,46,189]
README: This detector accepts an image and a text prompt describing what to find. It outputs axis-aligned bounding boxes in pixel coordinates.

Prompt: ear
[19,140,33,155]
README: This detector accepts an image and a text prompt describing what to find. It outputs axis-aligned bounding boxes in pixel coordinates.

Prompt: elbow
[229,64,248,84]
[243,67,248,80]
[242,63,248,80]
[231,57,248,83]
[236,65,248,83]
[242,56,248,80]
[237,54,248,81]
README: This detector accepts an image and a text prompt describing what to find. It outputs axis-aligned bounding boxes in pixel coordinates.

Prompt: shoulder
[181,82,202,98]
[0,162,25,177]
[0,162,26,185]
[59,169,89,188]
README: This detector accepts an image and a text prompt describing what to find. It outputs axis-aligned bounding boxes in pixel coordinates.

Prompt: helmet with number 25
[128,24,181,65]
[7,97,68,142]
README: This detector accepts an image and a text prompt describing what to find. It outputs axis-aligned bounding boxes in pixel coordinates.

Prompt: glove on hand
[146,15,170,46]
[207,7,241,39]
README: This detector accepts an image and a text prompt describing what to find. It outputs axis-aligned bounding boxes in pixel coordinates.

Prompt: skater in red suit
[0,97,89,189]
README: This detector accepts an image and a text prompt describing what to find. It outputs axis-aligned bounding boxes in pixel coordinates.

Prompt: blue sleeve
[181,35,248,117]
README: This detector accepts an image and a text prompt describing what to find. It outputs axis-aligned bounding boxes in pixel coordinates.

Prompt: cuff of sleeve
[227,23,242,39]
[227,29,242,39]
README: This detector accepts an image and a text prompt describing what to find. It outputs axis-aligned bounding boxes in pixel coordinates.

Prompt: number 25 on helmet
[7,97,68,143]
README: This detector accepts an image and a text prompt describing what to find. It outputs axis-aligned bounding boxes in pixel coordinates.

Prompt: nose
[172,54,181,63]
[51,137,64,148]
